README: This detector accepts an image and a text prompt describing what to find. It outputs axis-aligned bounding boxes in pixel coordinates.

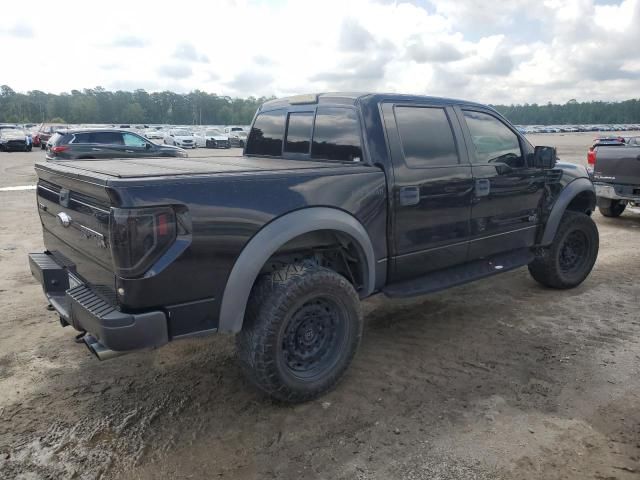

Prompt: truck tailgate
[36,166,115,292]
[594,146,640,185]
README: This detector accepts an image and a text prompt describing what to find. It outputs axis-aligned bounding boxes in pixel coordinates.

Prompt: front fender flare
[540,177,595,245]
[218,208,376,333]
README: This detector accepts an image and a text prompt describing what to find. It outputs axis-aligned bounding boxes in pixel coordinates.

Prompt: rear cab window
[284,112,314,154]
[246,106,363,162]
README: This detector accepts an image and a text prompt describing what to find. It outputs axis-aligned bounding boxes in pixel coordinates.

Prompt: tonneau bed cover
[36,156,344,179]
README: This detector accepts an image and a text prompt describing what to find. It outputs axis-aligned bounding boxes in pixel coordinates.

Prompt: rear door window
[394,106,459,168]
[311,108,362,162]
[72,133,91,144]
[284,112,313,154]
[89,131,124,145]
[246,110,286,156]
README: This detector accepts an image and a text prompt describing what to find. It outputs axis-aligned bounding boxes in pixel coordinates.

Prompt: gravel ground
[0,134,639,480]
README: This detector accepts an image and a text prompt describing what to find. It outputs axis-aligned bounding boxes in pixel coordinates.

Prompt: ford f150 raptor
[29,93,599,402]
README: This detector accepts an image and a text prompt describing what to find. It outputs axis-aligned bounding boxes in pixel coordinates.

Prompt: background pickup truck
[589,136,640,217]
[29,93,599,403]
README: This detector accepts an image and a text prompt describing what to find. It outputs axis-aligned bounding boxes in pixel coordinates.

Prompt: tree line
[0,85,269,126]
[1,85,638,126]
[492,98,640,125]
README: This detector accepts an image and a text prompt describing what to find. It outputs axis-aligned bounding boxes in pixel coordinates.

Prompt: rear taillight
[51,145,69,154]
[587,148,596,166]
[109,206,177,278]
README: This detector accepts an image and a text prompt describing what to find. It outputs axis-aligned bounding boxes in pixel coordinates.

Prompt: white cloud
[0,0,638,104]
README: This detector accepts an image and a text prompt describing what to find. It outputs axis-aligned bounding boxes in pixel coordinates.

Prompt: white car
[223,125,249,135]
[164,128,197,149]
[204,128,231,148]
[144,129,165,140]
[192,131,207,148]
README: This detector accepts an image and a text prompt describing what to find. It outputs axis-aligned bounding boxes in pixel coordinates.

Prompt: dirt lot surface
[1,134,639,480]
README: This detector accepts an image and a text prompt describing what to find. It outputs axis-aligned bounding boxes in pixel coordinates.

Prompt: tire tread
[528,210,598,289]
[236,263,362,403]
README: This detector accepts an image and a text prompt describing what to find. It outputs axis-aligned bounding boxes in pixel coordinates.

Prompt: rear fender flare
[218,208,376,333]
[540,177,595,245]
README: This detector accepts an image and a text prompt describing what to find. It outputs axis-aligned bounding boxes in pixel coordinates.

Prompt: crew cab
[29,93,599,403]
[589,136,640,217]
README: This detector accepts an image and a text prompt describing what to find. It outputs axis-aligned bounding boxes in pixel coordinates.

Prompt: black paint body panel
[33,92,591,340]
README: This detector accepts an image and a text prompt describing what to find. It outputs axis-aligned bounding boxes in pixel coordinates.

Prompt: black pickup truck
[29,93,599,402]
[589,136,640,217]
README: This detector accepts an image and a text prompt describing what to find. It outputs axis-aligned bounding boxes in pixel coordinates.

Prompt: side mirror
[145,143,152,150]
[533,146,557,169]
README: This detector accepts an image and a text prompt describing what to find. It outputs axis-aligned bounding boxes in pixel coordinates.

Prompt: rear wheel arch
[218,208,376,333]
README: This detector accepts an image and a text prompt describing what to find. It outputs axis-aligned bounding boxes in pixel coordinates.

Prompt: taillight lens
[51,145,69,154]
[587,148,596,166]
[109,206,177,278]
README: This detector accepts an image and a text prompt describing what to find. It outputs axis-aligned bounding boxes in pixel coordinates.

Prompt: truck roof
[261,92,492,111]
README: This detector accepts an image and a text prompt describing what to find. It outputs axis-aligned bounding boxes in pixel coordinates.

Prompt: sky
[1,0,639,105]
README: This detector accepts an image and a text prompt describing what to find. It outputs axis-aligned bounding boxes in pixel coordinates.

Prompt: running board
[383,248,535,298]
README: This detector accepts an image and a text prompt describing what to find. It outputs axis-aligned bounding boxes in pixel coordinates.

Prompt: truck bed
[37,156,347,180]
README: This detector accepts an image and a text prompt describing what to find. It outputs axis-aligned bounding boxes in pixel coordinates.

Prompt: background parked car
[45,128,188,160]
[192,130,207,148]
[204,128,230,148]
[0,127,31,152]
[223,125,249,135]
[164,128,197,149]
[228,130,247,147]
[144,129,165,140]
[36,123,68,149]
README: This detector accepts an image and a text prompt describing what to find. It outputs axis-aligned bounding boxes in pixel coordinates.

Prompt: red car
[35,124,68,149]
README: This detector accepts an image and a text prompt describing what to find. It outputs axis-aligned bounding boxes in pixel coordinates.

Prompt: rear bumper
[29,252,169,352]
[595,182,640,202]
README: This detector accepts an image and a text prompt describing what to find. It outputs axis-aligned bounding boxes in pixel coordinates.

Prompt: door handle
[91,148,102,151]
[475,179,490,197]
[399,186,420,206]
[125,150,134,153]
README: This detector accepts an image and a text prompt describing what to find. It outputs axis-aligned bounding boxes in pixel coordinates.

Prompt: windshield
[171,129,191,136]
[1,129,25,138]
[206,129,224,136]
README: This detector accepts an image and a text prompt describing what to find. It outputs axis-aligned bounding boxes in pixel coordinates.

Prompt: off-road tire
[528,211,599,289]
[236,263,363,403]
[598,199,626,218]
